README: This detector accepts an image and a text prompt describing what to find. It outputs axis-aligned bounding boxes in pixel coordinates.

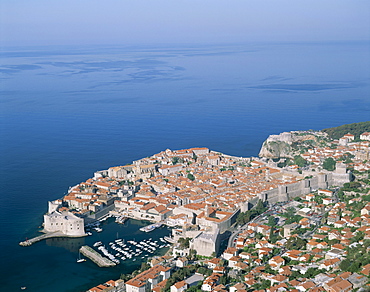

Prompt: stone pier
[19,231,86,246]
[19,232,65,246]
[79,245,116,267]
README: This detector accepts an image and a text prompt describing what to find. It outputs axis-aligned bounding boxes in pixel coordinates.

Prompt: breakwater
[19,231,67,246]
[79,245,116,267]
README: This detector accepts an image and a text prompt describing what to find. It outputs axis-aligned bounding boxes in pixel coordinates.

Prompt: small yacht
[77,252,86,263]
[77,258,86,263]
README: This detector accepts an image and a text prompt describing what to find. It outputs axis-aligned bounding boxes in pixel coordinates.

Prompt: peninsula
[23,122,370,291]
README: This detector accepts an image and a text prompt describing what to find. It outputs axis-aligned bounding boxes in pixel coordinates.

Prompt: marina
[88,236,171,267]
[83,216,172,267]
[14,216,172,292]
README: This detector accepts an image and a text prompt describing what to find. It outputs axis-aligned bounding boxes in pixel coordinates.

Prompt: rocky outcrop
[259,140,292,158]
[259,132,318,158]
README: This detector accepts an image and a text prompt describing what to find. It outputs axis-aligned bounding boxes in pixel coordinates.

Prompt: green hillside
[322,121,370,140]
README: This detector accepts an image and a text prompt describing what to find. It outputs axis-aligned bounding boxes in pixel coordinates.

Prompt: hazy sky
[1,0,369,46]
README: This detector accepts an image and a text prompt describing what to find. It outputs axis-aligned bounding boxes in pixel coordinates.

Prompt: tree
[187,283,202,292]
[163,265,197,292]
[187,173,195,181]
[255,232,264,240]
[286,237,307,250]
[270,228,280,244]
[256,199,267,213]
[350,231,365,244]
[339,259,351,271]
[294,155,308,167]
[323,157,336,171]
[197,266,211,276]
[322,121,370,140]
[348,261,361,273]
[172,156,180,165]
[283,207,296,218]
[343,181,361,190]
[188,249,197,261]
[264,264,277,275]
[178,237,191,249]
[267,215,276,227]
[305,267,324,278]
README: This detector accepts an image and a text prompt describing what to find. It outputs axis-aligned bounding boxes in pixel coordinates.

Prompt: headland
[21,122,370,291]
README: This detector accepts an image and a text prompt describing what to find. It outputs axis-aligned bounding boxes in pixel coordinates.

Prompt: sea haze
[0,41,369,291]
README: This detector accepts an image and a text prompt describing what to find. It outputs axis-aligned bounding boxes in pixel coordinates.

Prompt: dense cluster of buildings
[41,130,370,291]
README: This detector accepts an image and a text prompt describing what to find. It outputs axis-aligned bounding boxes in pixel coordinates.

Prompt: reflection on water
[46,237,86,253]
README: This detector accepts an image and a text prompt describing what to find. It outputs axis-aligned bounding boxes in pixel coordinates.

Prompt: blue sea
[0,41,369,291]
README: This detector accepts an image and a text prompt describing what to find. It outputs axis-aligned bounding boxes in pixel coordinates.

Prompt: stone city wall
[257,172,350,205]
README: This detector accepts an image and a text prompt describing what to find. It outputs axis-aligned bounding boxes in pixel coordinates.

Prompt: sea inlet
[15,217,171,292]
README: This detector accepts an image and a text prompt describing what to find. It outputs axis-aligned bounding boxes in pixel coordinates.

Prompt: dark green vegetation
[285,236,307,250]
[280,207,304,225]
[322,121,370,140]
[340,239,370,273]
[236,200,267,225]
[178,237,191,249]
[162,265,197,292]
[322,157,336,171]
[277,155,309,168]
[187,173,195,181]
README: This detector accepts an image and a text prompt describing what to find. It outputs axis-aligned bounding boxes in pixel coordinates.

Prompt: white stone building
[43,210,85,236]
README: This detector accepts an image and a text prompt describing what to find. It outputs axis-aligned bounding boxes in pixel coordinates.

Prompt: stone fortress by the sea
[20,129,359,258]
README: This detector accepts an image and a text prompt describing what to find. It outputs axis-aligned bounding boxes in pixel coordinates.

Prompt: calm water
[0,41,369,291]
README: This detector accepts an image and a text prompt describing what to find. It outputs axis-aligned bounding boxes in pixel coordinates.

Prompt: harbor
[19,210,168,252]
[14,217,172,292]
[87,236,171,267]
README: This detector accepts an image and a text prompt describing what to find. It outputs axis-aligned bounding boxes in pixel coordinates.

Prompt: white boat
[77,258,86,263]
[139,225,156,232]
[77,252,86,263]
